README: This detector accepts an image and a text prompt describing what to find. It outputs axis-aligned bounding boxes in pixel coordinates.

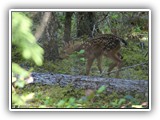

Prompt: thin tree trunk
[77,12,97,37]
[34,12,51,41]
[42,13,60,61]
[63,12,73,43]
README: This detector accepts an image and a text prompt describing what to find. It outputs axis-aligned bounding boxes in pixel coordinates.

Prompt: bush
[12,12,44,107]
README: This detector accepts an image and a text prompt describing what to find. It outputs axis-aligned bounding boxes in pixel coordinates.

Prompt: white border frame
[9,9,151,111]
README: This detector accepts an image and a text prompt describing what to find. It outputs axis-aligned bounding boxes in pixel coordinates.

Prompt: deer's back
[77,34,122,55]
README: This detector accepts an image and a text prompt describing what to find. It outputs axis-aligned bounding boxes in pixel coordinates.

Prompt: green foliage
[134,26,141,33]
[97,86,106,94]
[119,40,148,80]
[12,12,44,66]
[111,14,119,19]
[15,84,148,108]
[12,62,29,79]
[12,12,44,107]
[110,98,126,108]
[12,92,35,107]
[78,49,85,54]
[42,50,87,75]
[57,97,78,108]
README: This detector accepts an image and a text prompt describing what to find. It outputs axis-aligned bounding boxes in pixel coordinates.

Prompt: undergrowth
[13,84,148,108]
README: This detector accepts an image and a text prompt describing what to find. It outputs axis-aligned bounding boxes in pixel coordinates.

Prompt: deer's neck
[72,43,84,52]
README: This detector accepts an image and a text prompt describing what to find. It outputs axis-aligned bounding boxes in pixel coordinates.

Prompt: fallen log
[30,72,148,94]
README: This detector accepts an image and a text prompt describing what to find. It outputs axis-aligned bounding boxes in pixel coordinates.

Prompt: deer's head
[60,41,82,59]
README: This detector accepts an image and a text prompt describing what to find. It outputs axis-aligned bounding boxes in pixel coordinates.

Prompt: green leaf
[12,93,25,105]
[23,49,31,59]
[12,63,29,78]
[39,105,46,108]
[78,50,85,54]
[69,97,76,104]
[132,105,143,108]
[15,80,25,88]
[118,98,126,105]
[97,86,106,94]
[80,58,85,61]
[21,93,35,101]
[57,100,65,107]
[135,26,141,32]
[111,14,118,19]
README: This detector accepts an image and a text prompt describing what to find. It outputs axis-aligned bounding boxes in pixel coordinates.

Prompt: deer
[60,34,127,78]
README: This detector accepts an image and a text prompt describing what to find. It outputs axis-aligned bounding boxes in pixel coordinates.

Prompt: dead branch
[101,62,148,75]
[30,72,148,94]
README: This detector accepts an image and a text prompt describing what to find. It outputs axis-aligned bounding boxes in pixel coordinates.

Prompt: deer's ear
[63,41,69,48]
[62,41,66,47]
[67,41,74,48]
[68,40,73,45]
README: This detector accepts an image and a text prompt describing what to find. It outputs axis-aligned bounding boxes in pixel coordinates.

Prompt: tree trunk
[34,12,51,41]
[76,12,98,38]
[63,12,73,43]
[41,13,60,61]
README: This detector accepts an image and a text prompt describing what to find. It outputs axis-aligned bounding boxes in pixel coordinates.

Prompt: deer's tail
[120,38,128,46]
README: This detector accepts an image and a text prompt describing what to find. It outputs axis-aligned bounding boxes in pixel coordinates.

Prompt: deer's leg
[96,55,102,74]
[107,62,117,76]
[107,53,122,78]
[117,52,123,59]
[86,57,95,75]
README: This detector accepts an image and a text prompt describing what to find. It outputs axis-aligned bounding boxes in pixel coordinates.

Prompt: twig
[101,62,148,75]
[97,12,109,25]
